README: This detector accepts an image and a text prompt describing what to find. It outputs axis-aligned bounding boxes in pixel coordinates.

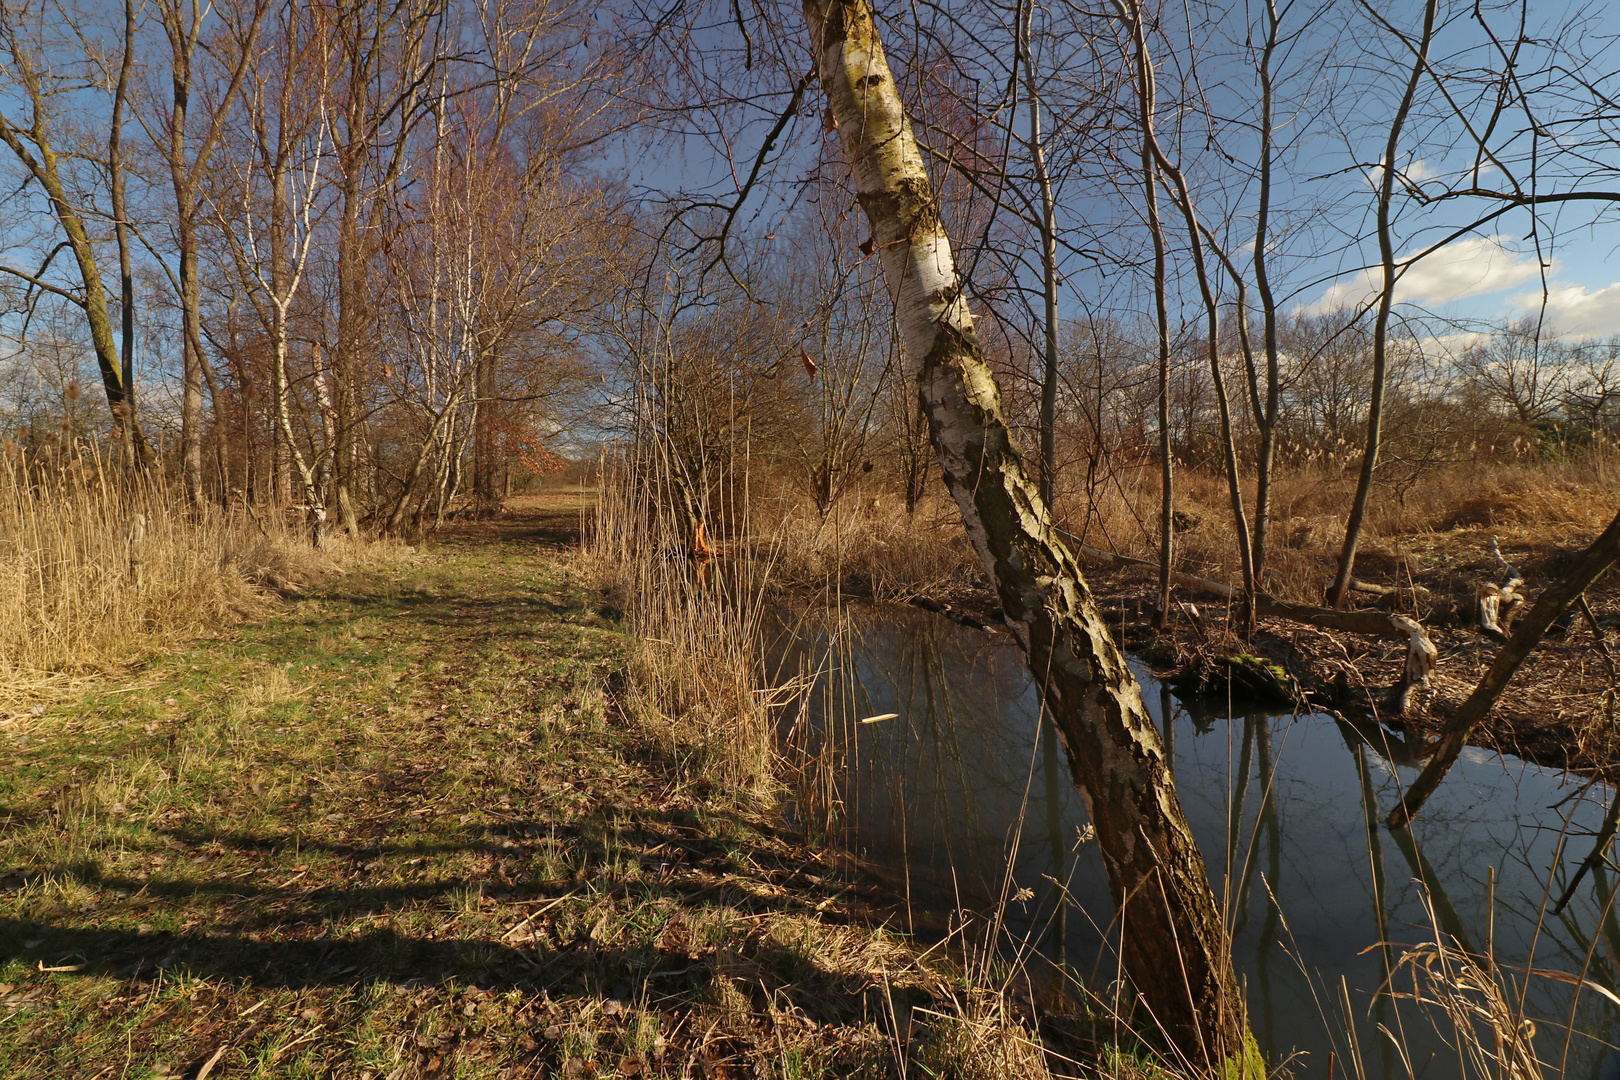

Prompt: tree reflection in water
[768,603,1620,1076]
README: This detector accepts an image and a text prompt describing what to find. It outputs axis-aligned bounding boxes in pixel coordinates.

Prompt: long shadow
[0,499,925,1034]
[0,916,880,1024]
[10,798,875,937]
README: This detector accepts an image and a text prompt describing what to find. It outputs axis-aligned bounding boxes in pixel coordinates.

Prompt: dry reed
[764,494,982,601]
[0,449,344,717]
[1051,449,1620,605]
[584,461,778,798]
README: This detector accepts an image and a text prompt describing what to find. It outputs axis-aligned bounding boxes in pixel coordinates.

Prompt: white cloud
[1366,158,1439,190]
[1405,159,1438,183]
[1307,234,1542,314]
[1513,281,1620,338]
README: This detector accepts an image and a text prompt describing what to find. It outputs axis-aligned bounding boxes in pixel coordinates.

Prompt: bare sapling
[1327,0,1439,608]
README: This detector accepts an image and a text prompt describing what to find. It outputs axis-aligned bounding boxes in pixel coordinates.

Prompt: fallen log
[1388,512,1620,829]
[1059,531,1437,714]
[1061,535,1405,600]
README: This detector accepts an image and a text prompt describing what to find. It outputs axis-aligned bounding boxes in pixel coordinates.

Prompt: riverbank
[843,515,1620,782]
[1066,520,1620,781]
[0,495,1069,1079]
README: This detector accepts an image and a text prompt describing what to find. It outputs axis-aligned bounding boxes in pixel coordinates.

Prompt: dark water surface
[770,604,1620,1077]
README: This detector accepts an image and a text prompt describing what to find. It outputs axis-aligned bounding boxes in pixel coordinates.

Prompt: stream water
[769,604,1620,1077]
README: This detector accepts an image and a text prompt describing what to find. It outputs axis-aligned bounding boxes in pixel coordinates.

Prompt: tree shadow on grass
[0,908,900,1030]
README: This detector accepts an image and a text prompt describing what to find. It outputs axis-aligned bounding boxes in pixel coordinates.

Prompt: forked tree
[0,0,152,467]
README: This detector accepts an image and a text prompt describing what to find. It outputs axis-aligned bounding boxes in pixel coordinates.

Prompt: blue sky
[616,0,1620,351]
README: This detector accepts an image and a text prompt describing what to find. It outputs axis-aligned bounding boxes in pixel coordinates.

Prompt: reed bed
[584,460,779,798]
[766,493,982,601]
[0,450,341,717]
[1049,450,1620,605]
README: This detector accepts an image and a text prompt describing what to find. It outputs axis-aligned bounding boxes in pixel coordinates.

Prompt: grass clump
[0,449,350,719]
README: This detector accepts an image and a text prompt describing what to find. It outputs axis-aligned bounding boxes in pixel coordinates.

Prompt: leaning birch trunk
[803,0,1252,1063]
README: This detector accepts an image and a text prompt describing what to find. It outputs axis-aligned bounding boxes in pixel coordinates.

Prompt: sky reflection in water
[770,605,1620,1077]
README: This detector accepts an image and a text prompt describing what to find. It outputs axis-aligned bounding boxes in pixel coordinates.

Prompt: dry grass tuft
[911,988,1054,1080]
[0,453,356,719]
[585,468,777,799]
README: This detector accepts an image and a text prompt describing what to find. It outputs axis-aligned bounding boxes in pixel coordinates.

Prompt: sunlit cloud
[1306,234,1542,314]
[1516,281,1620,338]
[1366,158,1440,189]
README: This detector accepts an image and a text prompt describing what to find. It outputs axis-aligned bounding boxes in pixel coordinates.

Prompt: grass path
[0,496,955,1080]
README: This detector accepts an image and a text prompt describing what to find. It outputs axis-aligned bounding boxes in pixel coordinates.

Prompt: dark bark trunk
[475,349,500,514]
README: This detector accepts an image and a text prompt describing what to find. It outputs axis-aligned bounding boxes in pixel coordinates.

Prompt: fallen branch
[1060,531,1436,713]
[1389,509,1620,829]
[1060,534,1402,599]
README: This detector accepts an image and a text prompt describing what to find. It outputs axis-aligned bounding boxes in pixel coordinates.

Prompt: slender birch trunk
[1123,17,1176,628]
[1327,0,1439,607]
[1019,5,1060,510]
[1116,0,1256,607]
[804,0,1253,1062]
[1248,0,1284,591]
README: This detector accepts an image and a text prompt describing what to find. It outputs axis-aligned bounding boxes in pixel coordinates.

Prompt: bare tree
[151,0,270,502]
[211,0,334,539]
[1326,0,1439,609]
[1113,0,1177,628]
[0,0,152,466]
[1564,336,1620,436]
[802,0,1252,1061]
[1455,317,1568,426]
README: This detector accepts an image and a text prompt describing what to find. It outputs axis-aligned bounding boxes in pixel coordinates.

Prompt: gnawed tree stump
[1477,536,1525,640]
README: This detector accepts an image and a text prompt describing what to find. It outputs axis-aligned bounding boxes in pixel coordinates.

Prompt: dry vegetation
[1091,453,1620,605]
[677,442,1620,778]
[0,468,1582,1077]
[765,495,981,604]
[0,450,358,720]
[0,495,1101,1080]
[1035,450,1620,774]
[583,477,778,800]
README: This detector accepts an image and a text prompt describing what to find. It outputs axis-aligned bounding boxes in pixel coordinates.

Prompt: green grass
[0,499,978,1079]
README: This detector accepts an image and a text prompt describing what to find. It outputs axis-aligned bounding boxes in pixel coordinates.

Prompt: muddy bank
[870,532,1620,782]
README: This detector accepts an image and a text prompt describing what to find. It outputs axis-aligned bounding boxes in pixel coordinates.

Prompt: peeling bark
[804,0,1252,1062]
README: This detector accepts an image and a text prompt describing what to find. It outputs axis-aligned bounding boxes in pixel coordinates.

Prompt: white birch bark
[803,0,1253,1062]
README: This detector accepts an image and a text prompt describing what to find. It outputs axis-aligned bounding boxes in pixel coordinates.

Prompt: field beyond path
[0,495,944,1080]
